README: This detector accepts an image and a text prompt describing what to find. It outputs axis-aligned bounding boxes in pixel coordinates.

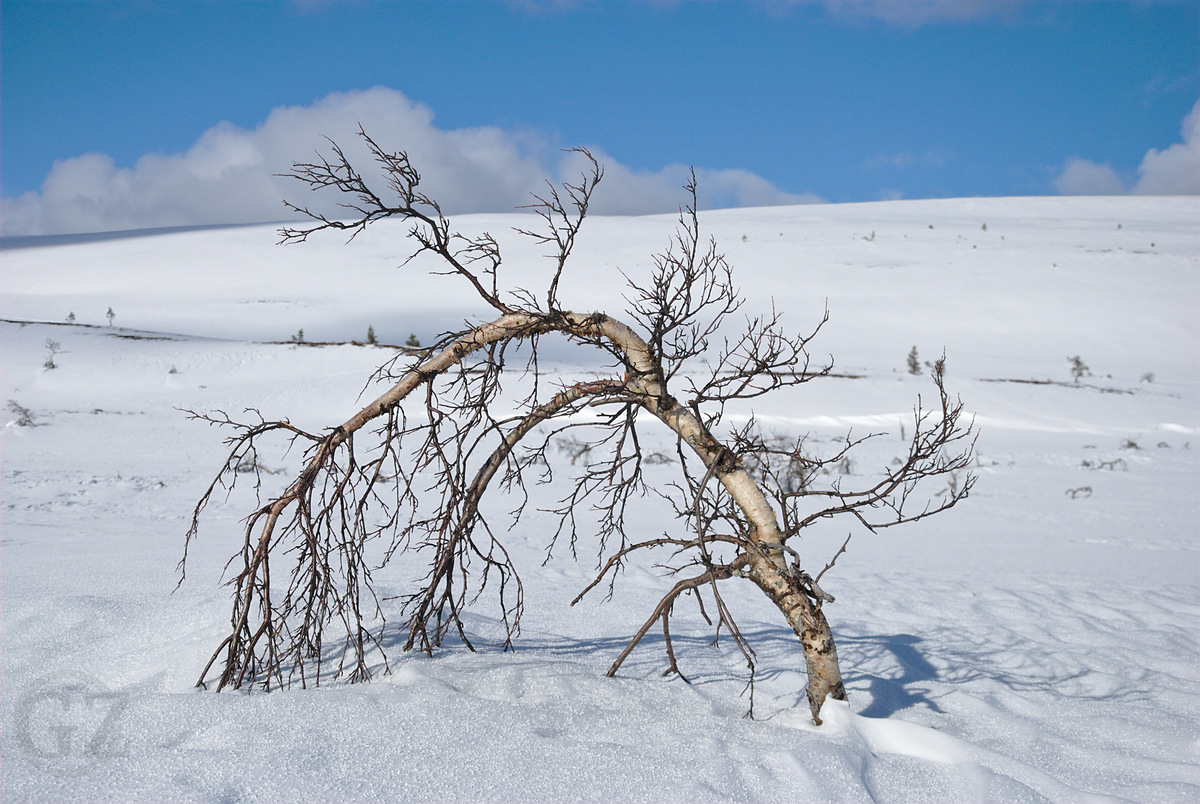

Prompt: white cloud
[1132,98,1200,195]
[861,150,947,171]
[523,0,1024,26]
[1053,99,1200,197]
[811,0,1021,25]
[1,87,814,237]
[1053,157,1126,196]
[863,153,916,171]
[564,149,822,214]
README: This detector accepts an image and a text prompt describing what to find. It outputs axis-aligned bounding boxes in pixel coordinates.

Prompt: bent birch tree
[184,130,975,724]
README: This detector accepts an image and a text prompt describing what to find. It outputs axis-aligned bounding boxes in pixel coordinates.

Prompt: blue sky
[2,0,1197,235]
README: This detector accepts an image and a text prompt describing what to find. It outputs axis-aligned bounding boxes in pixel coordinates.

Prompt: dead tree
[183,129,975,724]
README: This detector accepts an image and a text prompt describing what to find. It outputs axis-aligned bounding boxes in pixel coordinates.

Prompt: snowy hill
[3,196,1198,802]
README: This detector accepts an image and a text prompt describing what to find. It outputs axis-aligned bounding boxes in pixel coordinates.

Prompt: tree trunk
[746,556,846,725]
[599,318,849,726]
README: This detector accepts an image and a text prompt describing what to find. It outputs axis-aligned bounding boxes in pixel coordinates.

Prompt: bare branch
[187,132,975,725]
[604,560,743,678]
[277,126,510,313]
[513,148,603,312]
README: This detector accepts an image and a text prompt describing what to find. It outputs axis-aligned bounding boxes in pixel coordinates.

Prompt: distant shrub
[1067,355,1090,383]
[907,346,921,376]
[43,339,62,370]
[7,400,37,427]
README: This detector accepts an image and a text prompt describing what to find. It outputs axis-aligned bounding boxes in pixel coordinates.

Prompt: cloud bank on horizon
[2,0,1196,238]
[1053,98,1200,196]
[523,0,1029,27]
[7,89,1196,238]
[0,88,819,237]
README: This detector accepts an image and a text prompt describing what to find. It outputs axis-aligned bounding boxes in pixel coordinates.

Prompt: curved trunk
[588,316,848,724]
[206,309,848,721]
[744,557,846,724]
[555,312,849,723]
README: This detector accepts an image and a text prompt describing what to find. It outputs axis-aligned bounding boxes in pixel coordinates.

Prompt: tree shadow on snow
[835,633,947,718]
[323,614,951,719]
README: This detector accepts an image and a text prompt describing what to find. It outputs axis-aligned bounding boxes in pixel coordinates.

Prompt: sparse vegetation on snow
[2,192,1197,803]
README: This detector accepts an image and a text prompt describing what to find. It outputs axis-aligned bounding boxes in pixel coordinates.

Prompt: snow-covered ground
[3,196,1197,802]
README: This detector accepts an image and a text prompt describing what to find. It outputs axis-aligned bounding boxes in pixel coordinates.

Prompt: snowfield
[2,195,1198,802]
